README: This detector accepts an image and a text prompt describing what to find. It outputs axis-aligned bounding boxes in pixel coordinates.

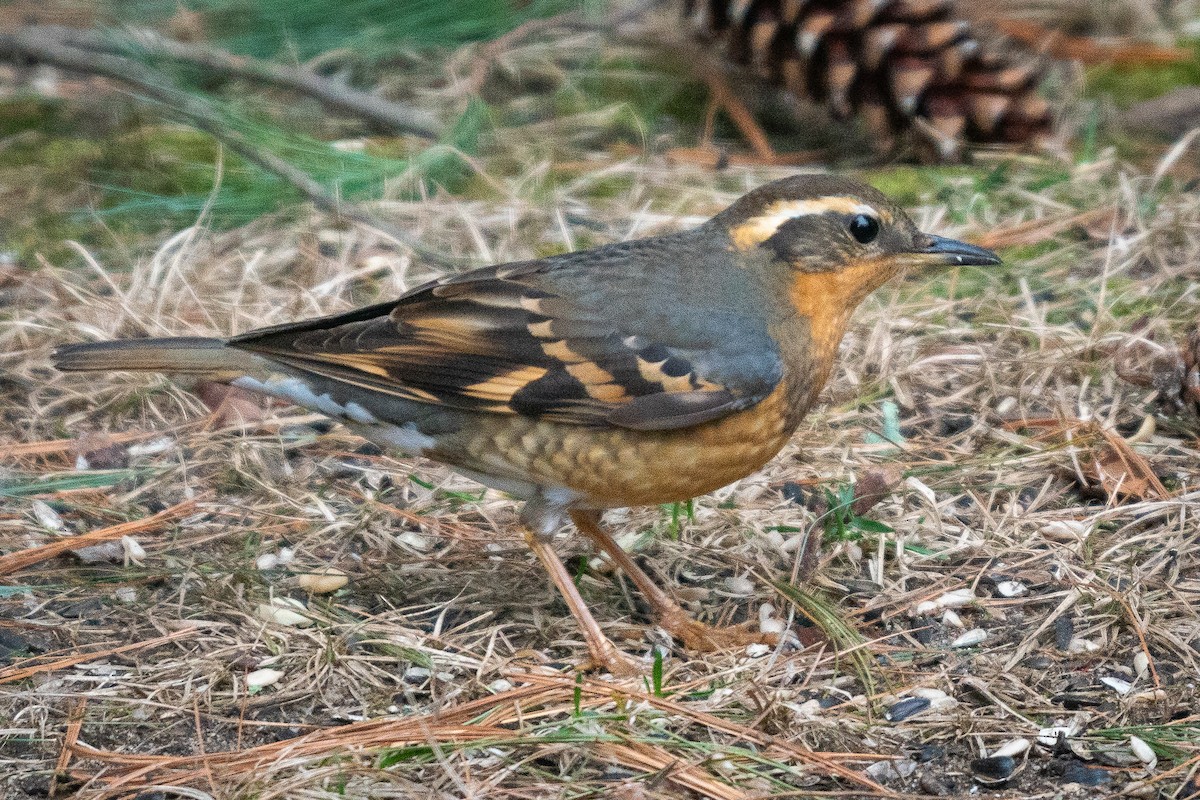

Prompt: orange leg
[570,510,770,652]
[521,525,640,676]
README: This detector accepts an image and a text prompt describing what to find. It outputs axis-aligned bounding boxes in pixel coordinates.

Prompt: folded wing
[231,252,782,431]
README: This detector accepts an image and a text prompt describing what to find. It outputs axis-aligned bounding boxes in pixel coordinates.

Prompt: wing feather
[230,250,782,430]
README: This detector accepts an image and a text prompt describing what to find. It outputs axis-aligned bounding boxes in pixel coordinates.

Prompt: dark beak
[917,234,1001,266]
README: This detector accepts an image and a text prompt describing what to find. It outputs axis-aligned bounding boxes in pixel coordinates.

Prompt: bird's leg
[520,499,639,677]
[569,510,770,653]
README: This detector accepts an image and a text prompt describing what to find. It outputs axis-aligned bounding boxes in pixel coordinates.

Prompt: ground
[3,40,1200,800]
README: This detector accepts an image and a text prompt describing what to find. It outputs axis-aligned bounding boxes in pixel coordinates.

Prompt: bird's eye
[849,214,880,244]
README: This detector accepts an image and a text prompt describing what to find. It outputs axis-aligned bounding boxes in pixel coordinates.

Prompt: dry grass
[4,23,1200,800]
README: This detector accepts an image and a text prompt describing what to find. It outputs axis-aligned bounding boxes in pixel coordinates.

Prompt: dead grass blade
[972,206,1118,249]
[0,628,200,685]
[593,740,750,800]
[49,697,88,798]
[0,496,201,576]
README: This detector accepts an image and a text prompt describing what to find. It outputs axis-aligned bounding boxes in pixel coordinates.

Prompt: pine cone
[684,0,1053,160]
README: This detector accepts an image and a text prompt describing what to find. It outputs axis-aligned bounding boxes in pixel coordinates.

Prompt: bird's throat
[789,257,889,323]
[785,259,894,411]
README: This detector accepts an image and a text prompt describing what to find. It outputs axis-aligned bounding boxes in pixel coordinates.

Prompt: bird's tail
[53,337,265,380]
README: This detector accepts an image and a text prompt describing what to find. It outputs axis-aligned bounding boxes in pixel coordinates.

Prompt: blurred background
[0,0,1196,266]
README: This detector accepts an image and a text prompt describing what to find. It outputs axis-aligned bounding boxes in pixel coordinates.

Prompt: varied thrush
[54,174,999,674]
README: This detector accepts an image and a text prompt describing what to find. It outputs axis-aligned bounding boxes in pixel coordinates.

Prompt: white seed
[404,666,432,683]
[843,541,863,562]
[912,588,975,617]
[1068,638,1100,653]
[297,567,348,594]
[951,628,988,648]
[397,530,435,552]
[256,553,280,571]
[940,589,975,609]
[32,500,64,531]
[724,576,755,596]
[115,586,137,603]
[943,609,964,628]
[992,738,1031,758]
[489,679,514,693]
[757,603,786,634]
[1129,735,1157,769]
[1038,726,1074,747]
[246,668,285,689]
[931,695,958,711]
[780,534,806,553]
[910,688,956,711]
[127,437,174,457]
[255,599,313,627]
[786,698,822,719]
[866,758,918,781]
[121,536,146,565]
[745,643,771,658]
[1133,652,1150,680]
[904,476,937,505]
[276,546,295,565]
[995,396,1018,416]
[996,580,1027,597]
[1039,520,1092,540]
[1101,676,1134,695]
[72,542,123,563]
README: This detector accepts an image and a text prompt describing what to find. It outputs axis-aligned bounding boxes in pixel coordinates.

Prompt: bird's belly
[430,384,797,508]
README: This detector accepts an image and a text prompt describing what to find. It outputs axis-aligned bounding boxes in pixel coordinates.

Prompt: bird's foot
[577,642,642,677]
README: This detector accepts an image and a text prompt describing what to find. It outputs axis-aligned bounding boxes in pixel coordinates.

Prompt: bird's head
[716,173,1000,281]
[713,173,1000,374]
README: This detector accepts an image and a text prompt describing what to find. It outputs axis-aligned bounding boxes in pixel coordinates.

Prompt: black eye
[849,214,880,244]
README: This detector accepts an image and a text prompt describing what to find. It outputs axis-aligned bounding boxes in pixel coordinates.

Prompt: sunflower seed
[971,755,1017,784]
[951,628,988,648]
[885,697,931,722]
[297,567,348,594]
[1129,736,1157,769]
[1101,676,1134,695]
[246,668,285,689]
[992,738,1030,758]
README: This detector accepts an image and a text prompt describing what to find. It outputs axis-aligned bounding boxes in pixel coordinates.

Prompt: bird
[54,174,1000,675]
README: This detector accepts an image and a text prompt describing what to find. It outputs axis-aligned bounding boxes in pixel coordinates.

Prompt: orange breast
[433,382,801,508]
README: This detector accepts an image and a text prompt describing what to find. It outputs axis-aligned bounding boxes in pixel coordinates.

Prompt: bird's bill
[915,234,1001,266]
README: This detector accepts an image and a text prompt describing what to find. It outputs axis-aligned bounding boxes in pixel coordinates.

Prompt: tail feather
[54,337,263,379]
